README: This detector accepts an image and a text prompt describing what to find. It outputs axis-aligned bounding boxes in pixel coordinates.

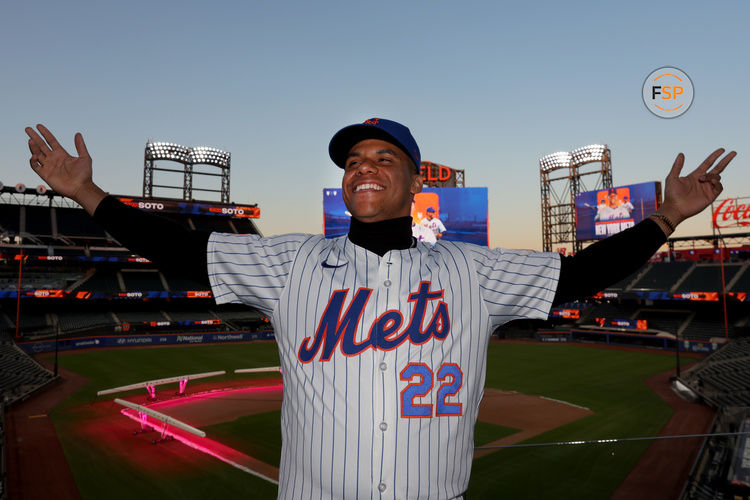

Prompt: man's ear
[410,174,423,196]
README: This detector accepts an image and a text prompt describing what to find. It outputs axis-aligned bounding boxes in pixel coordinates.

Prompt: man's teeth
[355,183,384,192]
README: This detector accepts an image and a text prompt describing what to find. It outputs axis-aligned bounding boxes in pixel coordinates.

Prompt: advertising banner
[594,318,648,330]
[712,197,750,230]
[19,331,276,354]
[323,187,489,246]
[116,197,259,219]
[575,182,660,240]
[0,289,212,300]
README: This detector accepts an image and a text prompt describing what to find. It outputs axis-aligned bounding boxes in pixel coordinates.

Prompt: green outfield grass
[45,341,685,499]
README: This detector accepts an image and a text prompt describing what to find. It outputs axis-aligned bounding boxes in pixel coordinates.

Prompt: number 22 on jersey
[400,362,463,418]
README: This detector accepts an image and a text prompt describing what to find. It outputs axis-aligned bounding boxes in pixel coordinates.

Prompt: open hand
[26,124,105,213]
[660,148,737,225]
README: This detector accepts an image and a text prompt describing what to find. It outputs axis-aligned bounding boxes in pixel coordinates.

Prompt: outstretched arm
[25,124,210,284]
[553,148,737,305]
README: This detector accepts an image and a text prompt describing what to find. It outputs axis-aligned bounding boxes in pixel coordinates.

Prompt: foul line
[538,396,590,411]
[474,431,750,450]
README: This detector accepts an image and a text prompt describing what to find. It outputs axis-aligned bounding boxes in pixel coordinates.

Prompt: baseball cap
[329,118,421,172]
[608,188,617,194]
[426,206,435,213]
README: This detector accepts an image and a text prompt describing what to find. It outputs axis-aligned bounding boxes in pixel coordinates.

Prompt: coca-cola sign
[713,198,750,229]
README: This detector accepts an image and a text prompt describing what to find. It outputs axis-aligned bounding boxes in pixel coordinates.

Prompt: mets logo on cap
[642,67,694,118]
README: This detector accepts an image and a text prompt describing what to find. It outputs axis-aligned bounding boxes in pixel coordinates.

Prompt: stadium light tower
[539,145,612,253]
[143,141,232,203]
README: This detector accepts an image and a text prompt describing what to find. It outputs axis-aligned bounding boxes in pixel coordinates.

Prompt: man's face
[426,212,434,220]
[342,139,422,223]
[608,192,618,208]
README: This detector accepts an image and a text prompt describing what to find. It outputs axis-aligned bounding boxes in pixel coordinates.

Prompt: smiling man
[25,119,734,499]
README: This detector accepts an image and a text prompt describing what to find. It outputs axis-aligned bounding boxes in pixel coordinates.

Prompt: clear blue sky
[2,0,747,250]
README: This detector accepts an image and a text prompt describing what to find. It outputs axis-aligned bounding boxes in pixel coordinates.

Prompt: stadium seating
[114,309,169,324]
[80,269,123,293]
[56,310,117,333]
[120,270,165,292]
[54,207,109,239]
[0,341,56,406]
[22,206,53,238]
[165,276,210,292]
[630,261,694,291]
[604,263,649,291]
[165,308,217,322]
[633,309,691,334]
[0,205,21,236]
[681,337,750,408]
[729,265,750,292]
[675,264,743,293]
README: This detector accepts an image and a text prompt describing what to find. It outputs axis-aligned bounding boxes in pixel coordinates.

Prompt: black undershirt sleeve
[552,218,668,306]
[92,195,211,286]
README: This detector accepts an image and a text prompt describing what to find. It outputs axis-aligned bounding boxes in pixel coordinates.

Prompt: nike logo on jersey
[321,260,347,269]
[297,281,450,363]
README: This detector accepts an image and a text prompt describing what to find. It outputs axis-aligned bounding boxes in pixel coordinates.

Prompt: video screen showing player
[595,187,633,221]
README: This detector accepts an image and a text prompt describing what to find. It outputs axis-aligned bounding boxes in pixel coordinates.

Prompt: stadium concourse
[2,186,750,498]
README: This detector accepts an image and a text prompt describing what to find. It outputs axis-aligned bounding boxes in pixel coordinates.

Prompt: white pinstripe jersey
[208,233,560,499]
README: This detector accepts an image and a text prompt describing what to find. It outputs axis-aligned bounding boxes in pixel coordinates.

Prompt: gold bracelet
[649,213,676,233]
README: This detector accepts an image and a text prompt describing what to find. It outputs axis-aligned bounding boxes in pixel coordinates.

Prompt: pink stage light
[117,383,283,484]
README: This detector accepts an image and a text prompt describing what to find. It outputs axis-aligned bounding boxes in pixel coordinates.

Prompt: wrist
[655,203,685,225]
[72,182,108,216]
[648,213,675,236]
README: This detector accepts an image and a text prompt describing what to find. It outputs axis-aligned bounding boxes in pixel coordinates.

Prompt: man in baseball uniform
[596,188,631,221]
[26,120,734,499]
[420,206,447,239]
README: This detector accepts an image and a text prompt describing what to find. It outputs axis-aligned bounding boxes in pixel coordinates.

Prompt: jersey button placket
[373,255,394,496]
[377,254,397,496]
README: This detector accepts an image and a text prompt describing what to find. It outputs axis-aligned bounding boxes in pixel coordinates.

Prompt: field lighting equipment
[189,146,231,168]
[540,144,612,252]
[570,144,607,166]
[539,152,572,172]
[98,370,226,400]
[114,398,206,442]
[145,142,191,163]
[143,141,232,203]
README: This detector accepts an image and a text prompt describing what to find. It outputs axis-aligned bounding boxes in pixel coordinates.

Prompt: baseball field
[18,339,707,499]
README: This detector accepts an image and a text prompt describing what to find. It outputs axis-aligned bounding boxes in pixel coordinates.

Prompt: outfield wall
[18,331,275,355]
[536,328,722,353]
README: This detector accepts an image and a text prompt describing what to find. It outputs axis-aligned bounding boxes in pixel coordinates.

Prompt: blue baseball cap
[329,118,421,172]
[426,206,435,213]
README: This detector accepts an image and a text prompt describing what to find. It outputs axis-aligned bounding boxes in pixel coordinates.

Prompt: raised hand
[25,124,106,214]
[658,148,737,226]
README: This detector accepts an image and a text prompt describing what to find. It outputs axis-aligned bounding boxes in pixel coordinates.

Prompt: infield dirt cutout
[118,381,593,481]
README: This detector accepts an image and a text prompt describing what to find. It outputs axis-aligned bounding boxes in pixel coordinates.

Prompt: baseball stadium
[1,139,749,500]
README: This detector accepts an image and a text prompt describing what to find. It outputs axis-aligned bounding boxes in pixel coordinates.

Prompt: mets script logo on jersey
[298,281,450,363]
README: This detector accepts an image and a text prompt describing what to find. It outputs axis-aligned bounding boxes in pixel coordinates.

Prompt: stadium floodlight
[145,141,191,163]
[189,146,231,168]
[15,183,26,193]
[539,152,572,172]
[571,144,607,166]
